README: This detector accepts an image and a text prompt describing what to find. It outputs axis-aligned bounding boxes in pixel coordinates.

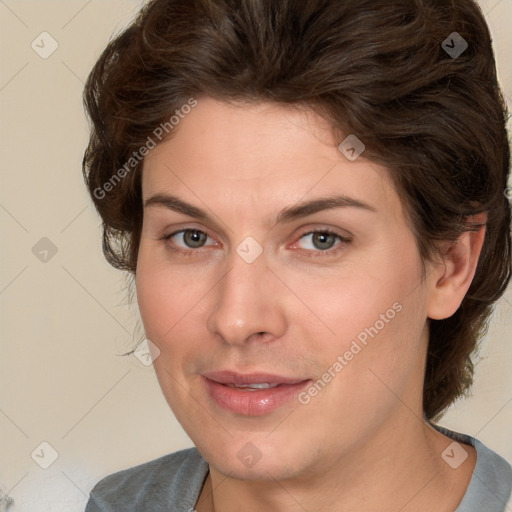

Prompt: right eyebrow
[144,194,208,220]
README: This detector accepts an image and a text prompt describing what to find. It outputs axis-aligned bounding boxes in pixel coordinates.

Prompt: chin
[197,434,310,481]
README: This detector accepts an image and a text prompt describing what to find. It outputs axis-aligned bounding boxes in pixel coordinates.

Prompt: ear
[426,213,487,320]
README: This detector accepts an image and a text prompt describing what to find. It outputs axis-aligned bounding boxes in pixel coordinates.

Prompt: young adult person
[82,1,512,510]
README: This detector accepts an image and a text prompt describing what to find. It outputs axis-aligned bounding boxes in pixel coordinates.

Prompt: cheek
[135,251,215,400]
[135,261,198,404]
[294,295,426,450]
[299,251,421,354]
[135,250,203,344]
[303,245,426,404]
[136,265,171,342]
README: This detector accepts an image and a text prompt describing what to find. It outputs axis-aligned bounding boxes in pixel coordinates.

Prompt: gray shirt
[84,423,512,511]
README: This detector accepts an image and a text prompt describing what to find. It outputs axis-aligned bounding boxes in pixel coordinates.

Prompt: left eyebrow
[143,193,377,224]
[276,194,377,224]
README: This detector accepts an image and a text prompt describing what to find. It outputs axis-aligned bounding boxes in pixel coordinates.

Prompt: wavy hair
[82,0,511,420]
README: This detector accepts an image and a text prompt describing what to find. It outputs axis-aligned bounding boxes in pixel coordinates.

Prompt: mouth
[202,370,312,416]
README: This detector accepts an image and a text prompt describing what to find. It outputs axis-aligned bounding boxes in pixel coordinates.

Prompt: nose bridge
[207,247,286,345]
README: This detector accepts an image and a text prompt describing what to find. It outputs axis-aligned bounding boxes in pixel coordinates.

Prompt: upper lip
[202,370,309,386]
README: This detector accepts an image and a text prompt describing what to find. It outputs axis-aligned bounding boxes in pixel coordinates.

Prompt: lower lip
[203,377,311,416]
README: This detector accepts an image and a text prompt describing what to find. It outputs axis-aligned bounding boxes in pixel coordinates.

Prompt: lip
[202,370,311,416]
[203,370,307,386]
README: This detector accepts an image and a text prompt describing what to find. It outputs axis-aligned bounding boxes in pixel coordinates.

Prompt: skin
[136,96,485,512]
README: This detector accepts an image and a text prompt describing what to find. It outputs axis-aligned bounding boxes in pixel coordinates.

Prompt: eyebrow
[144,193,377,224]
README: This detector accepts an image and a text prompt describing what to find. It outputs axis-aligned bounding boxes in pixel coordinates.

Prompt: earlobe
[427,213,487,320]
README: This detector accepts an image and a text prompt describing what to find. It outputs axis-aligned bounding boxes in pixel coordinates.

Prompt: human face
[136,96,431,481]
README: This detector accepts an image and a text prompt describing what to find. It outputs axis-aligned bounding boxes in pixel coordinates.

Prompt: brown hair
[82,0,511,420]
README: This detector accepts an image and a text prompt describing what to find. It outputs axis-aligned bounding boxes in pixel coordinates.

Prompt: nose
[206,248,287,346]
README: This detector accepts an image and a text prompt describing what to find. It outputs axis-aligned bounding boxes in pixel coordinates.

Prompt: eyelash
[161,228,351,258]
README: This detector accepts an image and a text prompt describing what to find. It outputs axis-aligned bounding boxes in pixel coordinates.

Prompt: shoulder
[431,422,512,512]
[461,434,512,511]
[84,447,209,512]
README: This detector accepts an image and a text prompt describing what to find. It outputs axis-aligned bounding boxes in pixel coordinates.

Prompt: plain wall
[0,1,511,510]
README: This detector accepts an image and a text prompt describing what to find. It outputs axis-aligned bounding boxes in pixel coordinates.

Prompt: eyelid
[163,228,217,249]
[290,227,351,255]
[161,225,352,256]
[294,226,352,241]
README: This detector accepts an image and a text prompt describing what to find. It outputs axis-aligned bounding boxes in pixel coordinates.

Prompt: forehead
[145,97,338,174]
[141,96,403,222]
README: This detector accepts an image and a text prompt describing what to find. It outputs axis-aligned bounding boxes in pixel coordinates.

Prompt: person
[81,0,512,510]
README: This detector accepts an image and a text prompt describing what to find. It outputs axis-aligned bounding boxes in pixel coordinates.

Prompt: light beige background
[0,1,511,510]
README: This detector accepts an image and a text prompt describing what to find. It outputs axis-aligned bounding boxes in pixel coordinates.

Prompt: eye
[163,229,216,253]
[294,229,350,256]
[161,227,350,257]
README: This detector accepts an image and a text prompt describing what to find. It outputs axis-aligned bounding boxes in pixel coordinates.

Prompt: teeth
[228,383,280,390]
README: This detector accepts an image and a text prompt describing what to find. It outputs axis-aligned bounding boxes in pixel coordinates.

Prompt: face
[136,97,432,482]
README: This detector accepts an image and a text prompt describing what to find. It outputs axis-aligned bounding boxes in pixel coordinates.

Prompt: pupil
[314,233,334,250]
[185,230,204,248]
